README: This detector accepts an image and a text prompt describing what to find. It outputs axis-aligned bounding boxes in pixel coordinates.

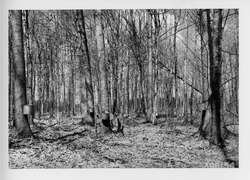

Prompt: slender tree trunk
[139,66,146,115]
[38,54,42,119]
[97,12,109,113]
[152,10,159,125]
[199,9,206,103]
[56,48,60,121]
[36,40,42,119]
[235,9,239,115]
[49,45,55,117]
[190,77,194,124]
[9,25,15,123]
[134,73,138,113]
[96,10,110,133]
[183,10,188,121]
[69,46,75,116]
[112,54,119,114]
[93,14,102,116]
[126,49,130,116]
[147,11,153,122]
[79,10,95,126]
[24,10,35,125]
[10,10,33,137]
[173,11,179,116]
[61,52,66,115]
[80,60,87,115]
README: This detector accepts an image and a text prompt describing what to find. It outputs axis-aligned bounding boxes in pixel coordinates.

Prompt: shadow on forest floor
[9,115,238,168]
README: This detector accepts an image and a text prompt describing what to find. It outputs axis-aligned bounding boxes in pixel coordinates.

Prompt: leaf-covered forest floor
[9,114,238,168]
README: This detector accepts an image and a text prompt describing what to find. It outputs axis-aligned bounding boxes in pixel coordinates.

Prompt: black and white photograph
[2,0,250,179]
[8,8,239,168]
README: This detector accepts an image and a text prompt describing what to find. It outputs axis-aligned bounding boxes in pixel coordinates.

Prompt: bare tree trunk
[190,77,194,124]
[235,9,239,115]
[173,10,180,116]
[147,11,153,122]
[79,10,95,126]
[126,49,130,116]
[35,39,42,119]
[134,73,138,113]
[152,10,160,125]
[9,24,15,123]
[205,9,224,147]
[49,45,55,117]
[139,67,145,115]
[69,46,75,116]
[183,10,189,121]
[198,9,206,102]
[23,10,35,125]
[112,54,119,114]
[62,51,66,115]
[96,10,110,133]
[56,47,60,121]
[10,10,33,138]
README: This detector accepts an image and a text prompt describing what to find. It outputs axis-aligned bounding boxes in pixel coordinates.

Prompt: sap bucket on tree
[23,105,34,115]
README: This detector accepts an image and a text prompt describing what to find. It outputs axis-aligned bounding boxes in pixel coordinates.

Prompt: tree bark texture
[204,9,224,147]
[10,10,33,137]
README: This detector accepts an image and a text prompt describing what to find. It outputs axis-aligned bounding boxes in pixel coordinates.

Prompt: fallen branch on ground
[40,129,87,142]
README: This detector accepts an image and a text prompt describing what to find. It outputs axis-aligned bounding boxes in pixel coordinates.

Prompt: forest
[8,9,238,168]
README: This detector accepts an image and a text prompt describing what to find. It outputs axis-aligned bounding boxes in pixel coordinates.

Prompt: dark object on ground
[101,112,124,135]
[112,117,124,135]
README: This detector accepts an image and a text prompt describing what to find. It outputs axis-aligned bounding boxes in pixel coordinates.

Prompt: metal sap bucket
[102,112,110,120]
[23,105,34,115]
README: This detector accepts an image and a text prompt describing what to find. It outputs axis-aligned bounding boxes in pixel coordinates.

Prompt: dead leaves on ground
[9,115,238,168]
